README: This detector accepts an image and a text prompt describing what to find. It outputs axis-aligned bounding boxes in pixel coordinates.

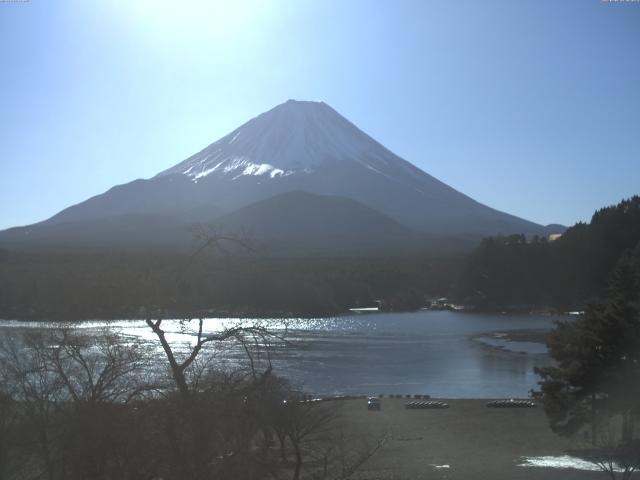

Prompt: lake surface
[0,311,556,398]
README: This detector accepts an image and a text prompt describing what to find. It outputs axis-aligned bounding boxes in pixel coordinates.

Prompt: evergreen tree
[535,244,640,446]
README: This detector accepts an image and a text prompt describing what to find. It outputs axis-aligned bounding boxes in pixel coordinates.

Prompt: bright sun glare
[125,0,272,40]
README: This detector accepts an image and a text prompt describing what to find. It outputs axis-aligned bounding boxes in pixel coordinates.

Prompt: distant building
[548,233,563,242]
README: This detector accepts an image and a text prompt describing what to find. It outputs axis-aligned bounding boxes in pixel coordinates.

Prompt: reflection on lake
[0,311,556,398]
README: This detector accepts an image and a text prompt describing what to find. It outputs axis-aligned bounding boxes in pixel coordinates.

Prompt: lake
[0,310,557,398]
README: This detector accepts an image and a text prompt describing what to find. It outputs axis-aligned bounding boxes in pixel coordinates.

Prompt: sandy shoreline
[333,398,602,480]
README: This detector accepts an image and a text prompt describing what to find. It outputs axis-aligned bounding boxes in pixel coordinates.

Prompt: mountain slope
[0,214,194,252]
[212,191,424,255]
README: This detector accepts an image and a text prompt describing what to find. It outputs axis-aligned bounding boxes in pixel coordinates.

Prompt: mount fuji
[0,100,562,254]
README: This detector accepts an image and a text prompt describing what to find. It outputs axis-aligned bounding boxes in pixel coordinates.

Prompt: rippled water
[0,311,556,398]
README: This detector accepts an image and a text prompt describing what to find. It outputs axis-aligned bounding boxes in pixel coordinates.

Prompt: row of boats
[405,401,450,409]
[402,399,536,409]
[486,399,536,408]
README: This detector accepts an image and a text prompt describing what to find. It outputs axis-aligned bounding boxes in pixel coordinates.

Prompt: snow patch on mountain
[186,155,294,182]
[156,99,414,183]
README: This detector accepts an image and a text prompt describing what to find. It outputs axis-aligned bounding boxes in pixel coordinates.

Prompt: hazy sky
[1,0,639,230]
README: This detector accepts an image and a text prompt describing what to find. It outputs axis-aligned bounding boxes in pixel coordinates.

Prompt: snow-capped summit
[157,100,412,183]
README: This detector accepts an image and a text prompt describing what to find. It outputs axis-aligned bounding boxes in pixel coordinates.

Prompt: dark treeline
[456,196,640,310]
[2,196,638,320]
[0,251,460,320]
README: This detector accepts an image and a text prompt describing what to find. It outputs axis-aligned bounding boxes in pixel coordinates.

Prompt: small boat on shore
[348,307,379,314]
[405,401,449,409]
[487,399,536,408]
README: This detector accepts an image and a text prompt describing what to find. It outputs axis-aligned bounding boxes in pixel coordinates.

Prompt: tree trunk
[277,433,287,463]
[0,443,6,480]
[622,410,633,443]
[164,414,196,480]
[146,319,191,399]
[293,441,302,480]
[591,393,597,447]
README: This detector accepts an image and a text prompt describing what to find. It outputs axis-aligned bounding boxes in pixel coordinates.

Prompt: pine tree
[535,244,640,446]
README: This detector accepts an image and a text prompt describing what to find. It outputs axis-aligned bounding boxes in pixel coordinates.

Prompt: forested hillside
[455,196,640,309]
[0,252,458,320]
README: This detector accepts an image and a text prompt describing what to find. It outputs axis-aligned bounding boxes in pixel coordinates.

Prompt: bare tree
[144,318,277,400]
[0,386,16,480]
[0,330,147,480]
[142,316,287,479]
[0,332,66,480]
[310,429,388,480]
[44,329,144,405]
[266,398,387,480]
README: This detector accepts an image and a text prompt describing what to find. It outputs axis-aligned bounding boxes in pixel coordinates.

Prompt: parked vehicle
[367,396,381,410]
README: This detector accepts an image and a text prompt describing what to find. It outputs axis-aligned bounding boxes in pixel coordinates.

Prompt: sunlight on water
[0,311,555,398]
